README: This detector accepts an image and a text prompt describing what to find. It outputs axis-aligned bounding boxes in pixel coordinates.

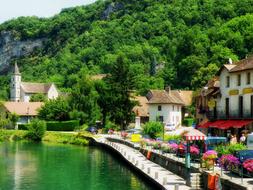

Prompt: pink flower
[190,146,200,155]
[243,159,253,172]
[169,143,178,151]
[218,154,240,170]
[203,150,217,160]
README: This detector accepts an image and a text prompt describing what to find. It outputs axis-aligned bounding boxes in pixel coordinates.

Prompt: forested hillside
[1,0,253,99]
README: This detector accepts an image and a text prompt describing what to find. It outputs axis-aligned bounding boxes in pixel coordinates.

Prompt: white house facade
[217,59,253,119]
[146,89,185,127]
[10,63,59,102]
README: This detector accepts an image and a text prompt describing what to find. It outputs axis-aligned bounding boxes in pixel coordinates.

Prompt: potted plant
[243,159,253,173]
[121,131,128,139]
[218,154,240,171]
[190,145,200,160]
[202,150,218,170]
[161,143,171,153]
[169,143,178,153]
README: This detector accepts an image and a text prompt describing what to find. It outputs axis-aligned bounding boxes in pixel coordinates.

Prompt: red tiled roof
[230,56,253,72]
[147,90,185,105]
[3,102,43,116]
[21,82,53,94]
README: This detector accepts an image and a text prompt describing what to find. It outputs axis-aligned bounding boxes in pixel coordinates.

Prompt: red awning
[209,120,227,128]
[198,120,253,130]
[184,128,206,141]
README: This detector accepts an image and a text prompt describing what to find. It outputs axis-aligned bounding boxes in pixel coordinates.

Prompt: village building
[10,63,59,102]
[197,56,253,137]
[146,87,193,127]
[0,102,43,125]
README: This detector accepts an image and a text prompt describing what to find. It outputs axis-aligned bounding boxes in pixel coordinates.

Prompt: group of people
[229,133,246,144]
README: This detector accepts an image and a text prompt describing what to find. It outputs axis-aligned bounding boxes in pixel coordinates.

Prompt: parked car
[86,126,98,134]
[164,123,176,131]
[125,128,142,134]
[205,137,227,151]
[232,150,253,177]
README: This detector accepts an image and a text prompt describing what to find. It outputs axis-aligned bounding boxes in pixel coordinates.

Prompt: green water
[0,142,155,190]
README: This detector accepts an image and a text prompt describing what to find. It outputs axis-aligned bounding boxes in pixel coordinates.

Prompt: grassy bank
[0,130,92,146]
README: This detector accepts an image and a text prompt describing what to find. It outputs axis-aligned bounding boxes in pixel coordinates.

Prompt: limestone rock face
[0,31,44,73]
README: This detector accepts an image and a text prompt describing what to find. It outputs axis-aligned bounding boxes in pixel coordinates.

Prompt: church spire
[14,62,20,75]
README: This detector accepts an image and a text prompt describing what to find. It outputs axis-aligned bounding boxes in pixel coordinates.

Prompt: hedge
[18,120,80,131]
[46,120,80,131]
[182,118,195,127]
[18,124,29,130]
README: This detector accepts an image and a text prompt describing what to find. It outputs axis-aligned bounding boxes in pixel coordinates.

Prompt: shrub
[182,118,195,127]
[142,121,163,139]
[102,122,120,133]
[46,120,79,131]
[25,119,46,141]
[18,124,29,130]
[164,134,182,142]
[215,143,247,157]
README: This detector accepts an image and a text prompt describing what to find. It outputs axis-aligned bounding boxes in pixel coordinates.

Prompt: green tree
[38,97,70,121]
[30,93,47,102]
[106,55,136,129]
[70,73,100,125]
[9,113,20,130]
[26,119,46,141]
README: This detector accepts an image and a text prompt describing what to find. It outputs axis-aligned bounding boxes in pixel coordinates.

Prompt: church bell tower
[10,62,21,102]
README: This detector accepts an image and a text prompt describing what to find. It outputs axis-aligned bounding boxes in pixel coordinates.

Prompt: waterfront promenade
[95,135,190,190]
[94,134,253,190]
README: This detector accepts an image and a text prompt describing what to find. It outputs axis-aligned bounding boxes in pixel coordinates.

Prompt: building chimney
[228,58,233,64]
[165,86,171,95]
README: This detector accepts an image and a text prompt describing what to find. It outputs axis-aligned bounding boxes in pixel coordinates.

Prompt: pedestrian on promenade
[230,134,237,144]
[240,133,246,144]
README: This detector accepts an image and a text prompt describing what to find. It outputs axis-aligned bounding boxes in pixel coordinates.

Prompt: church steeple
[14,62,20,75]
[10,63,21,102]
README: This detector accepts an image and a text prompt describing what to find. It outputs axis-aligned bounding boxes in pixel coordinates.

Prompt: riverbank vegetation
[0,129,91,146]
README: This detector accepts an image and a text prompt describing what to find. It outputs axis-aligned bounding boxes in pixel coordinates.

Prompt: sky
[0,0,96,23]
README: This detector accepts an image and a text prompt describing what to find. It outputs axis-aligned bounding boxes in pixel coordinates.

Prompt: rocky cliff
[0,31,44,73]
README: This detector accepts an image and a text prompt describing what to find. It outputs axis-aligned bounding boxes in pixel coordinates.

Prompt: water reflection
[0,142,154,190]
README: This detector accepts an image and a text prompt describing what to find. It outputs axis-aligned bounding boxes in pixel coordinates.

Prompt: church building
[10,63,59,102]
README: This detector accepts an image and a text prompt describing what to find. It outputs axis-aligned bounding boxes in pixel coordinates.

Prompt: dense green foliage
[30,93,47,102]
[142,121,163,139]
[1,0,253,100]
[215,143,247,157]
[46,120,80,131]
[38,97,71,121]
[25,119,47,141]
[43,132,90,145]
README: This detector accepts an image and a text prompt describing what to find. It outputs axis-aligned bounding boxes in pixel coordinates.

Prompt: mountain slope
[1,0,253,99]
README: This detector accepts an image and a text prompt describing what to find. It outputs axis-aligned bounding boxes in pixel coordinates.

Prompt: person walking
[240,133,246,144]
[230,135,237,144]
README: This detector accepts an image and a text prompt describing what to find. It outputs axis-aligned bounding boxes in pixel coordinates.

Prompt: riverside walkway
[94,135,190,190]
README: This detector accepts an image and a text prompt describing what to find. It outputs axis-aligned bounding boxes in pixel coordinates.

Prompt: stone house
[10,63,59,102]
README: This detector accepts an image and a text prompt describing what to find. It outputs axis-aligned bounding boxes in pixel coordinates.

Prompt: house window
[158,116,164,122]
[226,76,230,87]
[247,72,251,85]
[173,105,175,111]
[251,95,253,117]
[239,96,243,118]
[238,74,241,86]
[158,105,162,111]
[225,98,229,118]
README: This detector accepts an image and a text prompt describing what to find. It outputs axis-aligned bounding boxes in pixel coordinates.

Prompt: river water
[0,142,155,190]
